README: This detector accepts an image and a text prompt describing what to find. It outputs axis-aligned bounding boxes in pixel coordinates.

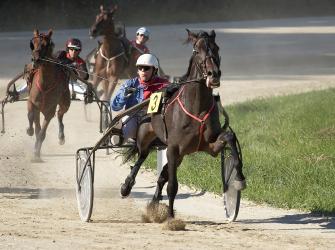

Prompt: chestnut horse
[90,5,137,102]
[121,29,246,219]
[28,29,70,161]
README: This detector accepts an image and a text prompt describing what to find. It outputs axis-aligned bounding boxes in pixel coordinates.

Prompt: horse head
[90,5,118,38]
[186,29,221,88]
[30,29,54,64]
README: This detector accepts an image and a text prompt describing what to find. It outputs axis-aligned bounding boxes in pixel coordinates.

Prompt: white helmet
[136,54,159,69]
[136,27,150,38]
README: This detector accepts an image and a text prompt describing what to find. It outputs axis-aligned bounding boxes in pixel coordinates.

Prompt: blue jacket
[111,78,144,111]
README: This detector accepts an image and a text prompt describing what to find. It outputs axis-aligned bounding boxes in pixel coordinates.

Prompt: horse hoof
[59,138,65,145]
[234,179,247,191]
[120,183,130,197]
[31,156,43,163]
[26,128,34,136]
[120,176,135,197]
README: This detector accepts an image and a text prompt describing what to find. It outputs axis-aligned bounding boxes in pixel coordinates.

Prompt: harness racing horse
[121,29,246,219]
[27,29,71,161]
[90,5,137,102]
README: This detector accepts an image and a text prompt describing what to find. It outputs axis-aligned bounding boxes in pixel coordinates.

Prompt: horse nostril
[207,71,213,76]
[218,70,221,77]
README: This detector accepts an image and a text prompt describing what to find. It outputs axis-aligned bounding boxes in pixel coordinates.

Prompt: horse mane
[183,30,210,45]
[179,54,194,81]
[180,30,210,80]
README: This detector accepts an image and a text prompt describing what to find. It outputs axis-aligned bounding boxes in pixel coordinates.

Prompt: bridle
[191,36,221,85]
[30,35,53,63]
[91,10,116,38]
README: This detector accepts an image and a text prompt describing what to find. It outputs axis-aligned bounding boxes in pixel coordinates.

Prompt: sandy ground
[1,17,335,249]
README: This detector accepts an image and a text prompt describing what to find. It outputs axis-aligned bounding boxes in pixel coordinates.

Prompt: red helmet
[66,38,82,50]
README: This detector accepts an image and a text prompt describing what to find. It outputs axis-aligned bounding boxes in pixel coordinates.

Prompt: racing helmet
[136,27,150,38]
[66,38,82,50]
[136,54,159,69]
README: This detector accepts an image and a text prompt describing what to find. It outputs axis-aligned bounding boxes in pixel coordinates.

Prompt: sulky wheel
[75,150,94,222]
[221,132,242,222]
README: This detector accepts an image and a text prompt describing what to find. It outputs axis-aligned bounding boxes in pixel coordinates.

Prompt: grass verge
[144,88,335,214]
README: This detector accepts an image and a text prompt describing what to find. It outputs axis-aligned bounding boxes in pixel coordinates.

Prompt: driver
[13,38,88,100]
[111,53,169,141]
[55,38,89,81]
[130,27,150,57]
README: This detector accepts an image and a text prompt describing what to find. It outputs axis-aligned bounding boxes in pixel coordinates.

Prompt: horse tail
[122,143,138,163]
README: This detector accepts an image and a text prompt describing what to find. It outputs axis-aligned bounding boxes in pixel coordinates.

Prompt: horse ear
[186,28,197,44]
[210,30,216,39]
[33,29,39,37]
[47,29,53,38]
[186,28,191,36]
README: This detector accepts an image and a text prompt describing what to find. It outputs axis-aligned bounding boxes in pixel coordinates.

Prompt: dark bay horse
[28,29,70,161]
[90,5,137,102]
[121,29,246,219]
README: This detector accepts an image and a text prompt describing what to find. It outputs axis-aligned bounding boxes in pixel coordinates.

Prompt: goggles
[137,66,151,72]
[68,47,80,51]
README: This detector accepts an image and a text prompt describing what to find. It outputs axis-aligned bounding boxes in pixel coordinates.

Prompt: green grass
[144,88,335,214]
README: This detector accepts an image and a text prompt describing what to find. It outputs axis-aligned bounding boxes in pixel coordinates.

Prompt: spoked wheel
[221,133,243,222]
[75,150,94,222]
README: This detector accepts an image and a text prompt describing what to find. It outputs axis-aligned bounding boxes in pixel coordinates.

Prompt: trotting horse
[121,29,246,219]
[27,29,71,161]
[90,4,137,102]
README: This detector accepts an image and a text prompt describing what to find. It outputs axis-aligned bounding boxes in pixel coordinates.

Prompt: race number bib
[147,92,162,113]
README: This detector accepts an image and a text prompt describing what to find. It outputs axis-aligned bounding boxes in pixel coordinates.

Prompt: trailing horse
[89,4,137,102]
[27,29,71,161]
[121,29,246,219]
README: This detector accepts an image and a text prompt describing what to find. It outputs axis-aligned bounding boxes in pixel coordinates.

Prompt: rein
[39,57,110,82]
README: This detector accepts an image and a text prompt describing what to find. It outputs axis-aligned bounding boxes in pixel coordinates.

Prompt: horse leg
[104,78,118,101]
[57,109,65,145]
[92,73,102,90]
[100,79,109,101]
[34,110,41,140]
[58,92,70,145]
[121,122,156,197]
[152,163,168,202]
[166,147,183,218]
[98,78,112,131]
[217,131,246,190]
[120,151,148,197]
[34,116,51,160]
[26,101,35,136]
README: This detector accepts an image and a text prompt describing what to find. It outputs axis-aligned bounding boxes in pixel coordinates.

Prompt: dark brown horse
[27,29,71,161]
[90,5,137,102]
[121,29,246,219]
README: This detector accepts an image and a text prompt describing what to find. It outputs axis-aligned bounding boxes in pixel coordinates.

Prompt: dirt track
[1,17,335,249]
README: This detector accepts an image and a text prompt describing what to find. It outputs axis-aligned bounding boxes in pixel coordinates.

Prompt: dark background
[1,0,335,32]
